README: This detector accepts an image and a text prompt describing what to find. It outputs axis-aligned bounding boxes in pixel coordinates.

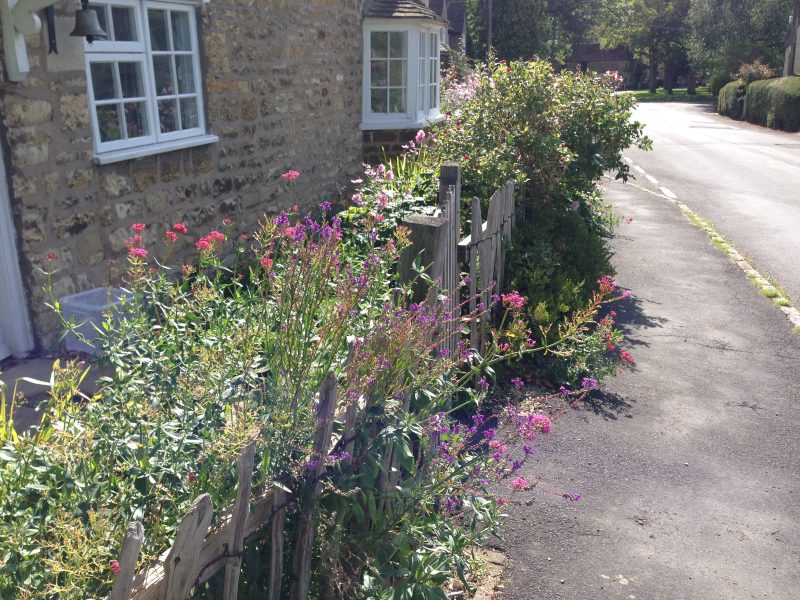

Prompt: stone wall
[0,0,364,350]
[363,128,422,164]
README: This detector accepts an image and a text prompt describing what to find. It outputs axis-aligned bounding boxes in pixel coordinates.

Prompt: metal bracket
[2,0,66,81]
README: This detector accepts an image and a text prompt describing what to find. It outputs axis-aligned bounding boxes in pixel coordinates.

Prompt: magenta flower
[581,377,598,390]
[512,476,528,491]
[132,223,146,233]
[319,201,332,213]
[511,377,524,389]
[352,193,363,206]
[172,223,188,234]
[110,560,121,575]
[128,247,148,258]
[415,129,426,144]
[195,239,211,252]
[281,169,300,182]
[501,291,526,311]
[164,231,177,243]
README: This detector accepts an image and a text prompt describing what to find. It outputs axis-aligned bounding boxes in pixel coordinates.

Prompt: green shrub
[710,72,733,97]
[743,76,800,131]
[718,80,746,119]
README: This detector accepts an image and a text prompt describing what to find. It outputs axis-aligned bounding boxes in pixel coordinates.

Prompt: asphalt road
[623,102,800,305]
[500,178,800,599]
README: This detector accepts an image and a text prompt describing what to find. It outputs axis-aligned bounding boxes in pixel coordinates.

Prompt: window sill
[92,134,220,165]
[360,114,444,131]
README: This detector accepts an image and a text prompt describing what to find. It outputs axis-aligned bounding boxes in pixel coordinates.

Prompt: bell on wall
[70,0,108,44]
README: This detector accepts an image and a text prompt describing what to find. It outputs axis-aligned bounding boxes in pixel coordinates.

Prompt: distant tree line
[466,0,795,93]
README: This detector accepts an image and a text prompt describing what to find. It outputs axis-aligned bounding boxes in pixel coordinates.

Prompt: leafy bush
[709,72,733,97]
[718,80,747,119]
[733,59,776,84]
[744,76,800,131]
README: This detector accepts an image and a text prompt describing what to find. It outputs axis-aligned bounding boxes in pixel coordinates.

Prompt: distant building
[565,43,633,84]
[430,0,467,54]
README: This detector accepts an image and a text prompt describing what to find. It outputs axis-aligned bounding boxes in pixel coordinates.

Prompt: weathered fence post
[163,494,214,600]
[109,522,144,600]
[397,213,450,301]
[268,486,288,600]
[223,443,256,600]
[289,372,338,600]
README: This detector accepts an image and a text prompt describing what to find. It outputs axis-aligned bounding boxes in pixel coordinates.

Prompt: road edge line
[612,177,800,335]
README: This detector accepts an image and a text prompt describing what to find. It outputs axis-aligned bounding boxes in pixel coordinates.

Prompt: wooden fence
[106,164,518,600]
[399,162,517,354]
[108,373,342,600]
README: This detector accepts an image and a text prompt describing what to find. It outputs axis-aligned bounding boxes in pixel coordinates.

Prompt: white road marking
[623,156,634,165]
[645,174,659,185]
[660,187,677,199]
[633,165,646,175]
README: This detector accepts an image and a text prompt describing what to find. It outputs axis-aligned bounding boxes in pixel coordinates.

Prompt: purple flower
[581,377,598,390]
[319,201,332,213]
[477,378,490,391]
[511,377,524,389]
[563,493,582,501]
[522,444,533,456]
[439,348,450,358]
[559,385,572,397]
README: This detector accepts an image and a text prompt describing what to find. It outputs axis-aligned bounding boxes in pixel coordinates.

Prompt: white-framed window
[362,20,443,130]
[84,0,217,164]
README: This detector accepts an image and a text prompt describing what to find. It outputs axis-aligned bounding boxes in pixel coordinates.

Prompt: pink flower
[195,239,211,252]
[512,476,528,491]
[45,252,57,261]
[164,231,177,243]
[110,560,121,575]
[260,256,273,271]
[172,223,188,234]
[501,291,526,311]
[352,193,363,206]
[619,351,635,364]
[598,275,617,294]
[223,218,233,225]
[132,223,146,233]
[620,290,631,298]
[415,129,426,144]
[206,230,225,243]
[385,170,394,180]
[376,164,386,176]
[377,193,389,209]
[281,170,300,182]
[128,247,148,258]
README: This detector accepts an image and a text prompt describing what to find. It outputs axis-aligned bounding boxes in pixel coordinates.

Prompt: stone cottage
[0,0,449,358]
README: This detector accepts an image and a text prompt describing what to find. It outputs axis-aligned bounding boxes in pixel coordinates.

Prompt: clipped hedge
[718,80,746,120]
[744,76,800,132]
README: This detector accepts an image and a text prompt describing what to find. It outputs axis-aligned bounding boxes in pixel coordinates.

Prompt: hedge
[745,76,800,132]
[718,81,746,120]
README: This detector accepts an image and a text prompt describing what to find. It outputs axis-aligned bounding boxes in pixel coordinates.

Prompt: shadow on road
[578,389,634,421]
[604,291,667,350]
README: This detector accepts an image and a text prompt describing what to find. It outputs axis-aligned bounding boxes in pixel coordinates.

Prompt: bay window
[84,0,217,164]
[362,21,443,129]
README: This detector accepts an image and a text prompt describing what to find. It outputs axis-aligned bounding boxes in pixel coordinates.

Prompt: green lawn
[623,87,714,103]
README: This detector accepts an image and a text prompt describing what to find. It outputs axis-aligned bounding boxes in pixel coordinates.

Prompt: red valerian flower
[45,252,57,261]
[110,560,121,575]
[260,256,273,271]
[501,291,526,311]
[132,223,146,233]
[172,223,189,234]
[164,231,177,243]
[128,247,148,258]
[281,169,300,182]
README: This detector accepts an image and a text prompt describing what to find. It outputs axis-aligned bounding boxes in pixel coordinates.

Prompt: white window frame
[362,19,443,130]
[84,0,217,165]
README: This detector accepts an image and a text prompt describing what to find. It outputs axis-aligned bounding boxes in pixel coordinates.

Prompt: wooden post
[223,443,256,600]
[163,494,214,600]
[469,197,482,350]
[109,522,144,600]
[290,372,338,600]
[397,213,449,303]
[268,487,287,600]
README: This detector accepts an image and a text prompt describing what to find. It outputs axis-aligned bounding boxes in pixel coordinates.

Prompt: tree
[687,0,792,88]
[594,0,689,93]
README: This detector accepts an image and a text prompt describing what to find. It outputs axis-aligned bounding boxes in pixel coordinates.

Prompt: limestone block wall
[363,128,422,165]
[0,0,364,349]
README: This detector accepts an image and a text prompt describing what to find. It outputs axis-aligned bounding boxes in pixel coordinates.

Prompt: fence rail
[106,164,518,600]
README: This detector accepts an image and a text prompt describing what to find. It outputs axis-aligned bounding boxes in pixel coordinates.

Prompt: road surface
[500,175,800,599]
[624,102,800,305]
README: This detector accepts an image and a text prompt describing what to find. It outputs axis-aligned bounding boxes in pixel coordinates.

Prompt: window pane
[430,33,438,58]
[180,97,199,129]
[97,104,123,142]
[389,88,405,113]
[175,55,196,93]
[430,85,437,109]
[153,55,174,96]
[370,88,387,113]
[158,99,178,132]
[124,102,148,138]
[389,61,404,86]
[389,32,406,58]
[148,9,169,51]
[111,6,137,42]
[171,11,192,51]
[118,62,144,98]
[371,31,388,58]
[370,60,387,87]
[90,62,116,100]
